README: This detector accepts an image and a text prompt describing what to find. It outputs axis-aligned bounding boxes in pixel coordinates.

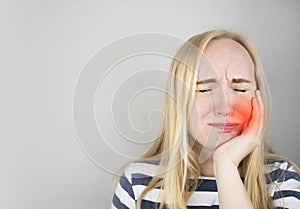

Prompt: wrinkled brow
[196,78,252,85]
[196,79,217,85]
[231,78,252,83]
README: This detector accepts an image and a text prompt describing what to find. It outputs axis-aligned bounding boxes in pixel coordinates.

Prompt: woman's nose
[213,93,233,116]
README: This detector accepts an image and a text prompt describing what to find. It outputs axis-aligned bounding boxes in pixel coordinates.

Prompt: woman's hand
[213,90,265,168]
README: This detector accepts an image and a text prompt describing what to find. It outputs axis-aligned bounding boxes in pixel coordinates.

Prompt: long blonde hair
[118,29,297,209]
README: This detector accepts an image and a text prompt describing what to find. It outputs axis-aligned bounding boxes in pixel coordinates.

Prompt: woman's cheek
[187,97,212,141]
[234,98,253,127]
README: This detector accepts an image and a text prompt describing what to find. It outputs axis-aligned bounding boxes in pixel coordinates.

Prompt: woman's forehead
[197,38,255,81]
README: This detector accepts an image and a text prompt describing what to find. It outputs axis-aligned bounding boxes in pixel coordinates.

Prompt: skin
[188,38,257,152]
[187,38,264,209]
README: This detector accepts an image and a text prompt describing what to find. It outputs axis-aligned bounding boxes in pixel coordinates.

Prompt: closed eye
[233,89,247,92]
[196,89,212,93]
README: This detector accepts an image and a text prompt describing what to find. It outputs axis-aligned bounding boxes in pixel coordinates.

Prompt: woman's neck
[200,157,215,177]
[193,142,215,177]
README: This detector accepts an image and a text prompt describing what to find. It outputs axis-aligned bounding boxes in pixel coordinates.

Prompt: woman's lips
[208,123,240,132]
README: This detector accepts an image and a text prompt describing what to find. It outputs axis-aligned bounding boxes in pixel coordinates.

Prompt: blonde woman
[111,30,300,209]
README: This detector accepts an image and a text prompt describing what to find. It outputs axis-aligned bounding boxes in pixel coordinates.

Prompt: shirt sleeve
[111,172,136,209]
[267,161,300,209]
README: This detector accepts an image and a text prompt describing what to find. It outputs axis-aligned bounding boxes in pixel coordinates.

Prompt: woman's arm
[266,160,300,208]
[214,158,254,209]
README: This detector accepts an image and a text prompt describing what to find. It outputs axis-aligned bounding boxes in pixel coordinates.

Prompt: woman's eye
[196,89,212,93]
[233,89,247,93]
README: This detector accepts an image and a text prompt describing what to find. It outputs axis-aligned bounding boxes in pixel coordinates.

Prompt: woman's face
[188,38,257,150]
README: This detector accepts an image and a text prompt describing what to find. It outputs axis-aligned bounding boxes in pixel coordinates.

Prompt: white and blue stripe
[112,159,300,209]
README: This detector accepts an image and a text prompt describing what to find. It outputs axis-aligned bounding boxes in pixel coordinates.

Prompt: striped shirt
[112,159,300,209]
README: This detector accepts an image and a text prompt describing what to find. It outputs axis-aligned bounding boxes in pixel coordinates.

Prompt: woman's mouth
[208,123,240,132]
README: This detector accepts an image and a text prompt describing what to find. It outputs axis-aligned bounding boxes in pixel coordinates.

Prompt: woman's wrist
[213,155,240,180]
[213,155,254,209]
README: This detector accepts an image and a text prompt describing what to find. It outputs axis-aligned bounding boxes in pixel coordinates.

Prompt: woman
[111,29,300,209]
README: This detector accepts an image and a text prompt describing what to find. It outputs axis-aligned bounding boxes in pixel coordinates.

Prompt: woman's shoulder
[122,158,161,181]
[112,159,161,208]
[264,158,300,183]
[264,158,300,208]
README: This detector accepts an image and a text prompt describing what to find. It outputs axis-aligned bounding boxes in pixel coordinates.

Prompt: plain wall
[1,0,299,208]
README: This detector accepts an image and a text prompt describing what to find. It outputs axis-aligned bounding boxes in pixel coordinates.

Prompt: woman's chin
[215,132,239,148]
[194,130,241,150]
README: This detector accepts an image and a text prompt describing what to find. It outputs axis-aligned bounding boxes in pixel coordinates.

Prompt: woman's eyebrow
[231,78,252,83]
[196,78,217,85]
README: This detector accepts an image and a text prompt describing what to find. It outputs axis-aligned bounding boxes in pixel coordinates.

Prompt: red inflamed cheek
[233,100,252,124]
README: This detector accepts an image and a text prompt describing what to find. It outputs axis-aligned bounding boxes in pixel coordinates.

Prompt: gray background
[1,0,299,209]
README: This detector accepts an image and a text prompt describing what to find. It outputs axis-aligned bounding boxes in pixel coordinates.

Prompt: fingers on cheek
[256,91,264,115]
[242,98,255,125]
[256,91,265,130]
